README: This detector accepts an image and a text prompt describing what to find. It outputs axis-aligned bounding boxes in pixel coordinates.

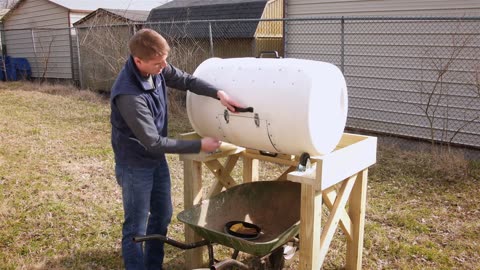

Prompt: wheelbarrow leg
[207,243,215,267]
[232,249,240,260]
[268,247,285,270]
[134,235,215,268]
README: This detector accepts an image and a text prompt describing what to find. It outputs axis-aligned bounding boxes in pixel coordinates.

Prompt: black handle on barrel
[233,106,254,113]
[257,50,280,58]
[215,97,253,113]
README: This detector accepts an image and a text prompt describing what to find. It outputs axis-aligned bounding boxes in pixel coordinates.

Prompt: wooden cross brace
[299,170,368,270]
[204,154,240,197]
[317,173,357,264]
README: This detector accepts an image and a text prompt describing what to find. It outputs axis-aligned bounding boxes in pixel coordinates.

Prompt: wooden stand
[179,132,377,270]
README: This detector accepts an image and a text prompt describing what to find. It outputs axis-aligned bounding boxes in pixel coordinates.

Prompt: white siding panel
[287,0,480,17]
[8,6,65,18]
[4,0,68,29]
[7,10,66,25]
[6,17,69,29]
[3,0,73,79]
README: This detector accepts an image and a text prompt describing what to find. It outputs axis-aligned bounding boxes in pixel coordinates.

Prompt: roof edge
[73,8,133,26]
[2,0,69,22]
[152,0,269,11]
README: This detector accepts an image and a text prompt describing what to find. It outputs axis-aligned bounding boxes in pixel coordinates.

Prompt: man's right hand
[201,137,221,152]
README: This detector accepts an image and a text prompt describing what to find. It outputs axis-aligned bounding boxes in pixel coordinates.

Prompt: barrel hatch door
[217,112,278,153]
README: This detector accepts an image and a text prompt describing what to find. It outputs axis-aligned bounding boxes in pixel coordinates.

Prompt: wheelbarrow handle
[133,234,210,250]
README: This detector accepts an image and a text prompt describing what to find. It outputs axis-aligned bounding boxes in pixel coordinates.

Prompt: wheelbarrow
[134,180,301,269]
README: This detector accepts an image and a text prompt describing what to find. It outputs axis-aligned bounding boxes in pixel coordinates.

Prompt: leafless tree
[75,13,134,91]
[38,36,55,83]
[473,63,480,98]
[31,29,56,84]
[416,20,479,151]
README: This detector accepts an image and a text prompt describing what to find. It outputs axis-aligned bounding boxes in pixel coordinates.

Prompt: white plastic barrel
[186,57,348,156]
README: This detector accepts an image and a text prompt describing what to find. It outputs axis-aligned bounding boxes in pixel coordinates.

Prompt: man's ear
[133,56,143,66]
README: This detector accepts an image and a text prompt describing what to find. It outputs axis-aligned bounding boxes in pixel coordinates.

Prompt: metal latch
[224,110,229,124]
[225,109,260,127]
[254,113,260,127]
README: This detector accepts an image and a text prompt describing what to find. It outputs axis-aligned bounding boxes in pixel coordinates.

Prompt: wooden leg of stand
[299,184,323,270]
[346,169,368,270]
[183,160,204,269]
[243,156,259,183]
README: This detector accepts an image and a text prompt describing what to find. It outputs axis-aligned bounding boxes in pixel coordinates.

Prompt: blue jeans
[115,156,172,270]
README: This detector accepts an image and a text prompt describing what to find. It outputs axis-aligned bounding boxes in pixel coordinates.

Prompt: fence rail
[0,16,479,149]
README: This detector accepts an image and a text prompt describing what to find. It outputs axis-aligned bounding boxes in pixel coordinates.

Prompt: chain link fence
[72,19,282,93]
[284,17,480,149]
[1,17,479,149]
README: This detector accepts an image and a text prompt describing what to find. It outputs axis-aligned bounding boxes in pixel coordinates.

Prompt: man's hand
[217,90,243,113]
[201,137,221,152]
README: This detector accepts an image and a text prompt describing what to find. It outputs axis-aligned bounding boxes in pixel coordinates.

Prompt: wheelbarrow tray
[177,181,301,256]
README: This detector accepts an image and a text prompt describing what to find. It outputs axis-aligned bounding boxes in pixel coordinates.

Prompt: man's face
[134,54,168,77]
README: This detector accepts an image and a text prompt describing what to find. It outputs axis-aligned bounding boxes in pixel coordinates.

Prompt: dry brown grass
[1,81,479,270]
[3,81,107,103]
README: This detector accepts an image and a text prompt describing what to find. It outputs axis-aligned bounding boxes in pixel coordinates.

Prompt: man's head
[129,29,170,76]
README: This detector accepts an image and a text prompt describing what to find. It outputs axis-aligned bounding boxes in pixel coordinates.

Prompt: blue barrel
[12,58,32,80]
[0,56,31,81]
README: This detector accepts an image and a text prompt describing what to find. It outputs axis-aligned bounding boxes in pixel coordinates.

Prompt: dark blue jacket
[110,56,217,167]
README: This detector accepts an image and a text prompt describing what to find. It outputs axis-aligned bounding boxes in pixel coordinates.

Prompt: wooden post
[299,184,323,270]
[183,159,204,269]
[346,169,368,269]
[206,154,241,198]
[242,156,259,183]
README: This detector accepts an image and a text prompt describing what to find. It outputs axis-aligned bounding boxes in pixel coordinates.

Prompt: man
[110,29,241,269]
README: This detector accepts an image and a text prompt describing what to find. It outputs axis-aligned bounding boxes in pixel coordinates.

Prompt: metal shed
[148,0,284,73]
[284,0,480,148]
[0,0,162,81]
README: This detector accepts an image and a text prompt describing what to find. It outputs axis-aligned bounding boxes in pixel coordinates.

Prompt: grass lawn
[0,82,479,269]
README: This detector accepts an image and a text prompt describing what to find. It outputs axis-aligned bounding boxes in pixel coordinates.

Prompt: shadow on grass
[30,247,203,270]
[33,248,202,270]
[29,249,123,270]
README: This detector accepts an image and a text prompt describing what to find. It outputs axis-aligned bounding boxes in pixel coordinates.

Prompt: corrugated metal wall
[285,1,480,147]
[255,0,284,56]
[3,0,73,79]
[256,0,283,37]
[286,0,480,17]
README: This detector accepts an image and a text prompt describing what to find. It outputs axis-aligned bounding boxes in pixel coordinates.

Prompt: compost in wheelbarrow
[177,180,301,257]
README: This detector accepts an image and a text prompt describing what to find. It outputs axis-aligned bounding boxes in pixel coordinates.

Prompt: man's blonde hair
[129,29,170,60]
